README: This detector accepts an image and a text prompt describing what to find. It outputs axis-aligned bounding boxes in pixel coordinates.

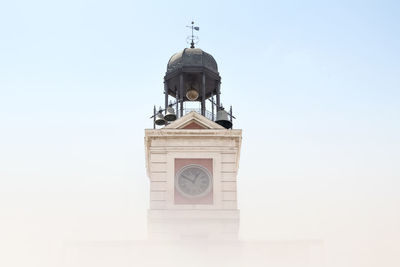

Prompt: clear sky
[0,1,399,266]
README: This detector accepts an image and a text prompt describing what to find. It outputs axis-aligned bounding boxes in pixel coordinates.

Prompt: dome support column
[211,96,215,120]
[216,81,221,110]
[164,82,168,111]
[175,90,179,117]
[179,73,184,117]
[201,72,206,116]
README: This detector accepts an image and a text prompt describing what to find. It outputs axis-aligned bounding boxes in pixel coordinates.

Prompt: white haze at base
[0,173,398,267]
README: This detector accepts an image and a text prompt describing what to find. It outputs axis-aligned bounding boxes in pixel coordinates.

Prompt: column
[201,73,206,116]
[180,73,184,117]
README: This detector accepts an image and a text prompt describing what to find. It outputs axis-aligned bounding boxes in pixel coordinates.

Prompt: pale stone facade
[144,112,242,240]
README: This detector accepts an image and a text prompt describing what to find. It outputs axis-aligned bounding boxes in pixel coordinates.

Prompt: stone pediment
[163,111,225,130]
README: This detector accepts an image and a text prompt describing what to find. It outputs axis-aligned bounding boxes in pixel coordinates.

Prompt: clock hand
[193,172,202,183]
[181,174,195,183]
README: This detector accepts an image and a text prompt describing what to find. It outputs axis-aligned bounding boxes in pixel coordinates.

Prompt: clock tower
[145,40,242,241]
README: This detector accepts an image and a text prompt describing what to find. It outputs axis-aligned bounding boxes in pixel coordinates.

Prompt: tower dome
[166,48,219,76]
[164,47,221,115]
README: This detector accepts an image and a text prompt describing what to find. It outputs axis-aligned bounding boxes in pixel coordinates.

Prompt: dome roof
[166,48,218,75]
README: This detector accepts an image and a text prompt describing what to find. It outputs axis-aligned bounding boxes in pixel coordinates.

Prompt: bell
[164,106,177,121]
[155,112,166,126]
[215,109,232,129]
[186,87,199,101]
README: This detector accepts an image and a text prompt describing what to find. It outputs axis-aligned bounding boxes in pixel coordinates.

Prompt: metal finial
[186,21,200,48]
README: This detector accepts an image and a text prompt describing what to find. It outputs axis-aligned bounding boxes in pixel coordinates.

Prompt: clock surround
[174,158,213,205]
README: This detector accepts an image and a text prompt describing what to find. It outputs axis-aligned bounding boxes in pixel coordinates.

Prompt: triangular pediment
[163,111,225,130]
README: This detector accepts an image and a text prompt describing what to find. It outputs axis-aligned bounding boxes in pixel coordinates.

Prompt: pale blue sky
[1,1,400,266]
[1,0,399,191]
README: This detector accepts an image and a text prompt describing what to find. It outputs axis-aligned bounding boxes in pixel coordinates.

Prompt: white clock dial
[175,164,212,198]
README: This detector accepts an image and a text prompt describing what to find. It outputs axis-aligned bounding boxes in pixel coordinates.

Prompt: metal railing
[182,108,214,121]
[152,105,234,129]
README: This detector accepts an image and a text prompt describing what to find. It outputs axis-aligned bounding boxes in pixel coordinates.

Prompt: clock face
[175,164,212,198]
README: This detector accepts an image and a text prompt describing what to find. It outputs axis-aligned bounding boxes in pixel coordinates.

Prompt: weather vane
[186,21,200,48]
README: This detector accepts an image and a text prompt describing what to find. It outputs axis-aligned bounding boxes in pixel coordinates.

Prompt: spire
[186,21,199,48]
